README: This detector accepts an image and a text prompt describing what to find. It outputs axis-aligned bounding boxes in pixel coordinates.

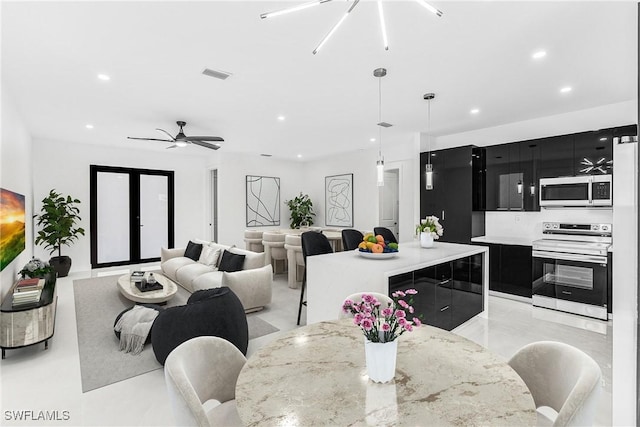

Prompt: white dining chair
[243,230,264,253]
[262,231,287,273]
[338,292,394,319]
[508,341,602,427]
[164,336,247,427]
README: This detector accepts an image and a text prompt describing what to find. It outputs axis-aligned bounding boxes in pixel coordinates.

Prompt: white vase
[420,232,434,248]
[364,338,398,383]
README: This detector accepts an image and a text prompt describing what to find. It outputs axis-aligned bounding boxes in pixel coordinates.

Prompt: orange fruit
[376,235,384,243]
[371,243,383,253]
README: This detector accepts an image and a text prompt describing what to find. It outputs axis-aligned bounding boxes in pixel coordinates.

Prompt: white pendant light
[374,68,388,187]
[424,93,435,190]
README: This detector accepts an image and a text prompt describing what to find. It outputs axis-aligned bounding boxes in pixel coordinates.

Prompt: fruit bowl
[356,249,398,259]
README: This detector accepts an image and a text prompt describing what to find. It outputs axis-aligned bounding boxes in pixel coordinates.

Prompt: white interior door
[379,169,400,239]
[140,174,169,259]
[96,172,130,264]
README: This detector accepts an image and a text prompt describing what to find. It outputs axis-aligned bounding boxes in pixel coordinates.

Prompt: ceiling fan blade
[184,136,224,142]
[127,137,174,142]
[166,145,178,149]
[190,140,221,150]
[156,128,177,141]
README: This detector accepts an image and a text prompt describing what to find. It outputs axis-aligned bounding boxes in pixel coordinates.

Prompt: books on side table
[12,278,45,306]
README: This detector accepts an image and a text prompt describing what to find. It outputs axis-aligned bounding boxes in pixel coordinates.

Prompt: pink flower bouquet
[342,290,422,343]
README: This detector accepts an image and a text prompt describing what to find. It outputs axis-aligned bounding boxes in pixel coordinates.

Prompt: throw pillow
[184,241,203,261]
[218,250,246,273]
[198,245,221,267]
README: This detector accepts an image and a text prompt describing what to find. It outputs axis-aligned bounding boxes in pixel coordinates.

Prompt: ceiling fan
[127,121,224,150]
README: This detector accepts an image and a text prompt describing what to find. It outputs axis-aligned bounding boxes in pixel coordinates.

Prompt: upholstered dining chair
[164,336,247,427]
[341,229,364,251]
[284,234,305,289]
[508,341,602,427]
[338,292,394,319]
[297,231,333,325]
[373,227,398,244]
[243,230,264,253]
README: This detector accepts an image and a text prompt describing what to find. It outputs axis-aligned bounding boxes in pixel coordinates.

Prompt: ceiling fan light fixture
[175,140,188,148]
[415,0,443,17]
[313,0,360,55]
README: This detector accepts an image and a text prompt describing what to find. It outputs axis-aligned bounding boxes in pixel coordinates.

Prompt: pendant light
[424,93,435,190]
[374,68,388,187]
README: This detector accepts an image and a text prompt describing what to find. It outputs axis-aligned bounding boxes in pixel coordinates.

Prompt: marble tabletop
[235,319,536,426]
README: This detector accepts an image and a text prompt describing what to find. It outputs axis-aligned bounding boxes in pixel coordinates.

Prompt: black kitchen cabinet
[573,129,613,175]
[485,143,523,211]
[389,256,484,331]
[520,140,541,211]
[420,146,485,243]
[538,135,575,179]
[612,124,637,138]
[480,243,532,298]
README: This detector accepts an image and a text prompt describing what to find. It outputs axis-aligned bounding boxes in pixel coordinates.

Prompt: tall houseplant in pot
[285,193,315,229]
[34,190,85,277]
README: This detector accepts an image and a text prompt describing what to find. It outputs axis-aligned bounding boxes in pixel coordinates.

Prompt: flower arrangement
[19,257,53,279]
[342,290,422,343]
[416,215,444,239]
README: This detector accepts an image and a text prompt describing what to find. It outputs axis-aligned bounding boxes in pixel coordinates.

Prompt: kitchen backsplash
[484,209,614,241]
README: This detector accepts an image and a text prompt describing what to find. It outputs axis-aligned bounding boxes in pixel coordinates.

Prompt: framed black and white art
[246,175,280,227]
[325,173,353,227]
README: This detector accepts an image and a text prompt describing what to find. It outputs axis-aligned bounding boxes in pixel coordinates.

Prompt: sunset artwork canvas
[0,188,26,271]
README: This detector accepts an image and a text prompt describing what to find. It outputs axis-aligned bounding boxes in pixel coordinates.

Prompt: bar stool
[262,231,287,274]
[284,234,304,289]
[244,230,264,253]
[298,231,333,325]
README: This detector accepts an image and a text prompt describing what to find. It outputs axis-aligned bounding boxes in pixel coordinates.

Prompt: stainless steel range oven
[532,222,611,320]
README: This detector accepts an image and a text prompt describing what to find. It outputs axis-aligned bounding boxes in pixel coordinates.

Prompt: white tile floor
[0,268,612,426]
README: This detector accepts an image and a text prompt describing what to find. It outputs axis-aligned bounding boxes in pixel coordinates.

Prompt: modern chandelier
[374,67,389,187]
[260,0,443,54]
[424,93,435,190]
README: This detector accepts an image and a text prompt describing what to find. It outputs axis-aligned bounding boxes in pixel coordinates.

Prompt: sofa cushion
[198,245,221,268]
[218,250,246,273]
[191,271,224,291]
[162,257,196,283]
[176,263,215,292]
[184,241,203,261]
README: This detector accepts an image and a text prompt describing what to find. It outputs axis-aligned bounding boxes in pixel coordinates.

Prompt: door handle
[441,210,445,220]
[561,290,572,295]
[440,305,450,312]
[440,279,451,285]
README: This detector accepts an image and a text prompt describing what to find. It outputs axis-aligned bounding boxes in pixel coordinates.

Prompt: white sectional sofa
[161,241,272,313]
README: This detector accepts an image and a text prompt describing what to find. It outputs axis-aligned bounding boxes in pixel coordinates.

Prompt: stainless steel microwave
[539,175,612,207]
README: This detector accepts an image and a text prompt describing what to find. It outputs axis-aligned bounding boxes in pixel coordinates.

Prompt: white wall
[31,139,211,272]
[215,152,307,248]
[428,100,637,150]
[0,85,33,298]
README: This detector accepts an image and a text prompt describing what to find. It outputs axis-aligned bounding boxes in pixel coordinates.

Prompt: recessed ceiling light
[297,154,302,158]
[97,73,110,81]
[85,124,94,129]
[560,86,572,93]
[277,115,286,121]
[370,138,376,142]
[532,50,547,59]
[599,137,608,141]
[470,108,480,114]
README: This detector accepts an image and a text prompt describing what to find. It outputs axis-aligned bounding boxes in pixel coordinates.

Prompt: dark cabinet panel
[421,146,485,243]
[538,135,575,178]
[520,141,541,211]
[486,243,503,293]
[480,243,532,298]
[485,144,509,211]
[573,129,613,175]
[451,254,484,327]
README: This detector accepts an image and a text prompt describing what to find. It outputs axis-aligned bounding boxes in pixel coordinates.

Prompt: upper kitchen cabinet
[573,128,613,175]
[486,142,526,211]
[520,140,541,211]
[612,124,638,138]
[538,135,574,178]
[420,145,485,244]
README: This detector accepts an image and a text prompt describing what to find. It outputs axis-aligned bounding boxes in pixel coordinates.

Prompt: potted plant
[19,257,53,279]
[34,189,85,277]
[285,193,315,229]
[416,215,444,248]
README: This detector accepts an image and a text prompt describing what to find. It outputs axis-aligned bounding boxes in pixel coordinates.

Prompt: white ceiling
[2,1,637,160]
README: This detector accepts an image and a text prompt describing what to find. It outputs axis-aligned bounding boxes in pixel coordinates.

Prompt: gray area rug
[73,274,279,393]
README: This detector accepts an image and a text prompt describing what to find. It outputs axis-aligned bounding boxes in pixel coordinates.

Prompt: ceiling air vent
[377,122,393,128]
[260,154,272,157]
[202,68,232,80]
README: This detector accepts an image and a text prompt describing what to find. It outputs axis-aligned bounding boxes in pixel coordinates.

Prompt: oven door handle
[532,250,607,264]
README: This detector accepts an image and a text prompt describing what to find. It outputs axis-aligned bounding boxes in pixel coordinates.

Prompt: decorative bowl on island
[356,233,399,259]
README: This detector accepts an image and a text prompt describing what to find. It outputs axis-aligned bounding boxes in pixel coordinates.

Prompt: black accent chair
[151,287,248,365]
[374,227,398,244]
[297,231,333,325]
[342,229,364,251]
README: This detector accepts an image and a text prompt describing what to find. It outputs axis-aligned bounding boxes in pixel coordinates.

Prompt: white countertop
[306,241,489,324]
[471,235,534,246]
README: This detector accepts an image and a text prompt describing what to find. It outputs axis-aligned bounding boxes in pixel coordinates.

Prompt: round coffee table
[117,273,178,305]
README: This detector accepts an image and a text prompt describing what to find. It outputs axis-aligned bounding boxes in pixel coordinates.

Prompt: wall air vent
[202,68,232,80]
[377,122,393,128]
[260,154,272,157]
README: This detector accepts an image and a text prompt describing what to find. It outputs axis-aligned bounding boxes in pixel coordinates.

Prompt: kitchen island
[307,241,488,328]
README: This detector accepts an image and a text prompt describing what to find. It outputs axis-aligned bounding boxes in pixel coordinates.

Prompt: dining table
[235,319,536,426]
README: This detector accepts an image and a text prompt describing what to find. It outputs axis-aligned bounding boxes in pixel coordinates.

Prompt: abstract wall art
[246,175,281,227]
[325,173,353,227]
[0,188,26,271]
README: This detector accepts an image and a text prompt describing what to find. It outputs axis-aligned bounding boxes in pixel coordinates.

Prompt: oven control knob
[591,224,599,231]
[552,224,559,229]
[602,225,609,232]
[544,223,551,229]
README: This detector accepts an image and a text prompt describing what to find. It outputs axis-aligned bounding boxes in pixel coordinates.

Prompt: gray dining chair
[508,341,602,426]
[338,292,394,319]
[164,336,246,427]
